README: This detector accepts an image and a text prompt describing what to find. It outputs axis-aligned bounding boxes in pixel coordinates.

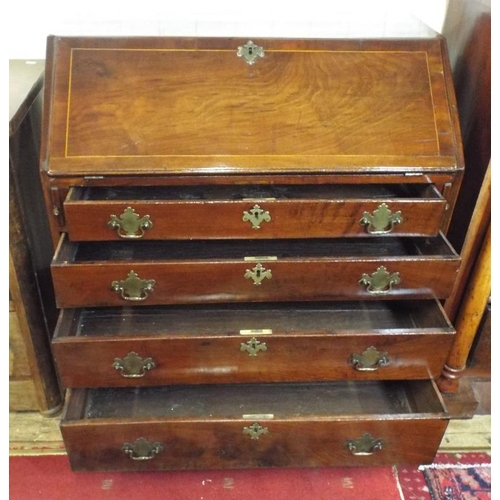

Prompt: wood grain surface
[60,381,448,470]
[52,300,454,387]
[43,37,463,175]
[51,235,460,308]
[63,184,447,241]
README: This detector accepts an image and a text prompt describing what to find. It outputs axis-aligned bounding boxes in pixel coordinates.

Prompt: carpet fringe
[418,462,491,471]
[391,465,406,500]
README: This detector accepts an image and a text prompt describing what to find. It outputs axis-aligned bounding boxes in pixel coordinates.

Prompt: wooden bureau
[40,36,464,471]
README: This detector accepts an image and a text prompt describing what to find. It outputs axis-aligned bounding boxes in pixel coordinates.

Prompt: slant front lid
[43,37,462,176]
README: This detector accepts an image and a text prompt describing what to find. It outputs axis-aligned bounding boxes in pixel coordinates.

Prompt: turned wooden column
[438,223,491,393]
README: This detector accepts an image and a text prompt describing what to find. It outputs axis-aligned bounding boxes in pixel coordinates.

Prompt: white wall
[7,0,448,59]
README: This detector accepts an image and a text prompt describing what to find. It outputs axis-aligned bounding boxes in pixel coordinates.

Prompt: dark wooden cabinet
[9,60,62,413]
[41,36,464,471]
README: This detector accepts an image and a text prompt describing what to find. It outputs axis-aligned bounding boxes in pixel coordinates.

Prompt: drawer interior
[64,380,448,422]
[56,300,453,338]
[68,184,443,202]
[56,234,458,263]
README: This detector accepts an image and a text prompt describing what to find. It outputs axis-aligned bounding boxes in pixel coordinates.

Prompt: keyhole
[256,269,261,278]
[248,47,253,55]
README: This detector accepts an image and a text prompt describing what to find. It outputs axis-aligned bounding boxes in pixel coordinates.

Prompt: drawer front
[64,185,446,241]
[51,259,459,308]
[61,381,449,471]
[52,300,455,387]
[53,333,454,387]
[51,235,460,308]
[62,418,447,472]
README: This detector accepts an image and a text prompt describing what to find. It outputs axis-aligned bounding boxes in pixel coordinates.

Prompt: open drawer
[63,184,447,241]
[51,233,460,307]
[52,300,454,387]
[61,379,449,471]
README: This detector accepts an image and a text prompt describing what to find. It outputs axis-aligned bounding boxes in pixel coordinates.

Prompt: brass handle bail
[111,271,156,301]
[349,347,389,371]
[112,352,156,378]
[359,266,400,295]
[122,438,163,460]
[108,207,153,239]
[346,433,384,456]
[359,203,403,234]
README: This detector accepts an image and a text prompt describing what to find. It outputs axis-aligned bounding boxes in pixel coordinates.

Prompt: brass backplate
[240,337,268,357]
[108,207,153,239]
[242,423,269,440]
[112,352,156,378]
[349,346,389,371]
[359,203,403,234]
[346,433,384,456]
[359,266,400,294]
[111,271,156,301]
[236,41,265,65]
[122,437,163,460]
[244,263,273,285]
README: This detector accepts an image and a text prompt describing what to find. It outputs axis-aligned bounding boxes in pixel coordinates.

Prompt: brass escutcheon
[240,337,268,357]
[237,40,265,65]
[349,346,389,371]
[346,433,384,456]
[111,271,156,301]
[108,207,153,239]
[243,423,269,440]
[112,352,156,378]
[359,203,403,234]
[122,437,163,460]
[242,204,271,230]
[244,263,272,285]
[359,266,400,295]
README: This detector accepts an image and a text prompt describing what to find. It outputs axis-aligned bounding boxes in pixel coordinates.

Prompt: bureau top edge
[41,35,464,177]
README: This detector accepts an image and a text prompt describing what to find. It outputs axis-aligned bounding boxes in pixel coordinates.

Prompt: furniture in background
[9,60,62,414]
[438,163,490,394]
[437,0,491,397]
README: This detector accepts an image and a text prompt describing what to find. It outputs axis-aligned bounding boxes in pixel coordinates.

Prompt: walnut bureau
[40,36,464,471]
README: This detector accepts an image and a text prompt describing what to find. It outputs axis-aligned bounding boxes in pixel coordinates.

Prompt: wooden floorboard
[9,412,65,456]
[438,415,491,453]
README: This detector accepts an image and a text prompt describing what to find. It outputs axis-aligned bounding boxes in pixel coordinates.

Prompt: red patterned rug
[397,452,491,500]
[9,454,403,500]
[9,453,491,500]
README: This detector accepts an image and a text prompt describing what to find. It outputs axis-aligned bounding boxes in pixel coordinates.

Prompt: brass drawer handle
[359,203,403,234]
[111,271,156,301]
[243,423,269,440]
[359,266,400,295]
[242,204,271,229]
[244,263,272,285]
[108,207,153,239]
[113,352,156,378]
[240,337,268,357]
[349,347,389,371]
[122,438,163,461]
[346,433,384,456]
